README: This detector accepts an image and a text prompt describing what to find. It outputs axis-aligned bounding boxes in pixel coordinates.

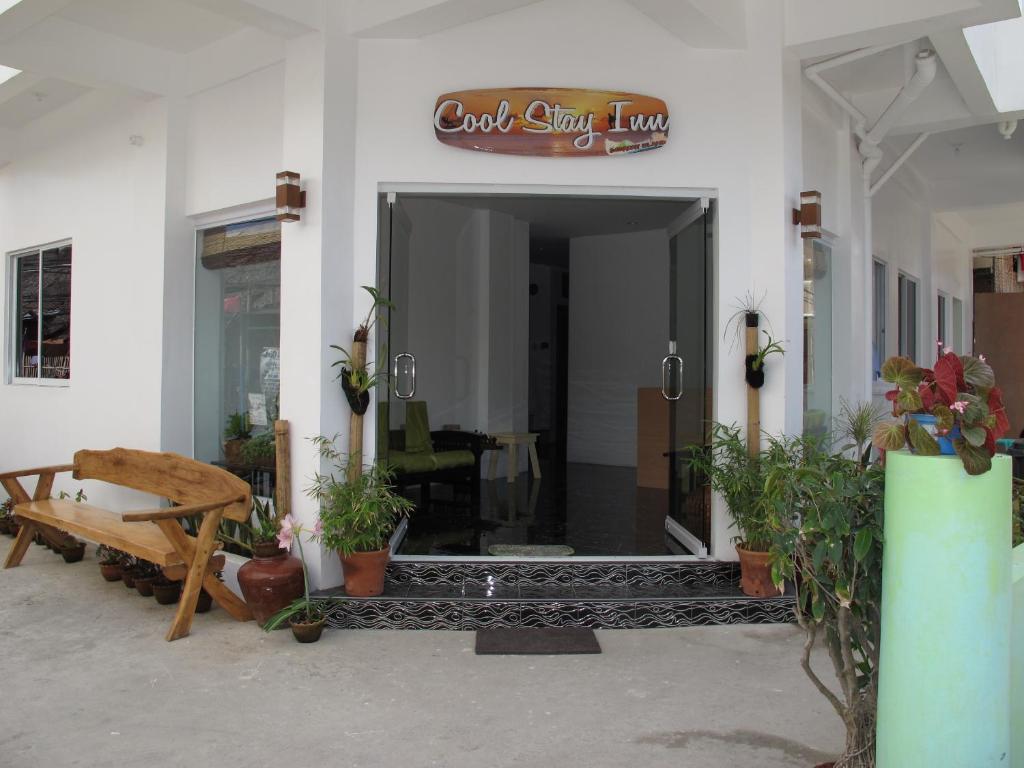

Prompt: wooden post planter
[347,338,367,483]
[744,312,760,457]
[876,452,1012,766]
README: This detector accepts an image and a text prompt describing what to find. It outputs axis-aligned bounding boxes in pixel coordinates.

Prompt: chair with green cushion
[386,401,488,506]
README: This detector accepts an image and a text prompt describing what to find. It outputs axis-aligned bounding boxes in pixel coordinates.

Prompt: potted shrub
[97,545,124,582]
[240,431,275,469]
[688,422,779,597]
[264,514,328,643]
[308,435,414,597]
[223,412,252,465]
[235,497,304,625]
[133,561,160,597]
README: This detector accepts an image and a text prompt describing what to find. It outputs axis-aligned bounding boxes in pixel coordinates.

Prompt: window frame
[951,296,964,354]
[936,290,948,356]
[6,238,73,387]
[897,271,920,363]
[871,258,887,381]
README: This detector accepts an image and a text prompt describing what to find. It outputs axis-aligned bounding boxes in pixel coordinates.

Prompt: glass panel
[40,246,72,379]
[952,297,964,353]
[14,252,39,378]
[898,274,918,362]
[194,219,281,497]
[937,294,947,353]
[803,240,832,436]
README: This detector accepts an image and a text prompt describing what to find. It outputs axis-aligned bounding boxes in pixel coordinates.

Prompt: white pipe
[869,132,931,197]
[861,50,936,150]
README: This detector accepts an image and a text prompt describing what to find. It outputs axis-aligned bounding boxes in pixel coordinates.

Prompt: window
[194,218,280,495]
[951,297,964,353]
[937,292,947,355]
[872,259,887,379]
[803,240,832,436]
[898,272,919,362]
[10,242,72,382]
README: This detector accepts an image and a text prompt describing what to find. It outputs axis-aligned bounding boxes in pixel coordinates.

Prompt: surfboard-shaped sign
[433,87,669,157]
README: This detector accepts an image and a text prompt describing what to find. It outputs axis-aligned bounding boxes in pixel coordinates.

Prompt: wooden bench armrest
[0,464,75,481]
[122,495,247,523]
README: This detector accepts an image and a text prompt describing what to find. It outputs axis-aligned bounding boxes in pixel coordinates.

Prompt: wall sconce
[276,171,306,222]
[792,190,822,239]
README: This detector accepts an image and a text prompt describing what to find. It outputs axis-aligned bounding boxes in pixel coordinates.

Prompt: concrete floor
[0,545,845,768]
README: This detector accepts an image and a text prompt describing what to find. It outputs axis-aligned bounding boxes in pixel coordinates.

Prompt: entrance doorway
[376,191,713,557]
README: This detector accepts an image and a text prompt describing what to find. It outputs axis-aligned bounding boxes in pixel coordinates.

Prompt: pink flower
[979,354,987,363]
[936,340,944,347]
[277,513,297,551]
[950,400,969,414]
[943,346,953,355]
[312,518,323,537]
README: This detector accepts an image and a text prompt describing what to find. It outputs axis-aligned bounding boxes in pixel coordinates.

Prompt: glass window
[803,240,832,437]
[937,293,947,355]
[898,272,918,362]
[194,218,280,494]
[951,297,964,353]
[11,243,72,381]
[872,259,886,380]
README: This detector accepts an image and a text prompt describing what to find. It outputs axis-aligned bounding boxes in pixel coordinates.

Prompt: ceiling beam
[930,27,998,116]
[182,27,287,96]
[624,0,747,49]
[179,0,320,39]
[350,0,543,38]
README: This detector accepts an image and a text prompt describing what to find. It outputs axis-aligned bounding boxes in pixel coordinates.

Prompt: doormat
[487,544,575,557]
[475,627,601,655]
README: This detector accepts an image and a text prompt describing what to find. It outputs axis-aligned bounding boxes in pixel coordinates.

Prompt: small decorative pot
[121,567,137,589]
[237,543,305,626]
[290,617,326,644]
[195,589,213,614]
[152,581,182,605]
[907,413,960,455]
[339,547,391,597]
[735,545,781,598]
[99,563,122,582]
[134,575,156,597]
[60,543,86,563]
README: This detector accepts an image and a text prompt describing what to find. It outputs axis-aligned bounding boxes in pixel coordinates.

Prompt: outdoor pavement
[0,545,844,768]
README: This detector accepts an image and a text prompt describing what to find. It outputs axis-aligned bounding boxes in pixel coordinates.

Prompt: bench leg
[3,519,37,569]
[166,511,222,642]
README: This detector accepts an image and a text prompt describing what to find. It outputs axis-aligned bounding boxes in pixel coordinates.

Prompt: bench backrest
[73,448,252,523]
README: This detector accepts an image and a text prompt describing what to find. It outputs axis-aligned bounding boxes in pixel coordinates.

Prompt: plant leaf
[896,388,923,414]
[933,404,954,434]
[953,438,992,475]
[853,527,872,562]
[881,357,924,388]
[988,387,1010,439]
[873,421,907,452]
[962,425,987,448]
[933,353,960,405]
[961,356,994,390]
[907,417,941,455]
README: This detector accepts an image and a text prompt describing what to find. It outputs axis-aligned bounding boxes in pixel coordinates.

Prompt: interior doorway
[376,191,713,557]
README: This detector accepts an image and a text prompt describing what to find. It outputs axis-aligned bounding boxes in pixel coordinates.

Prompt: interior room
[378,193,712,557]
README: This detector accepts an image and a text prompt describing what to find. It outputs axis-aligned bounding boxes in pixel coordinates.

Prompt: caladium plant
[873,351,1010,475]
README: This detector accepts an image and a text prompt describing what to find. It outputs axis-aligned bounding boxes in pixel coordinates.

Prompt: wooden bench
[2,448,255,641]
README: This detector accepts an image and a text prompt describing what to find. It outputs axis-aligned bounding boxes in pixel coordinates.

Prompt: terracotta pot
[736,545,780,598]
[99,563,122,582]
[134,575,156,597]
[121,567,137,589]
[339,547,390,597]
[237,548,304,627]
[153,580,182,605]
[195,589,213,614]
[223,438,246,465]
[60,544,86,563]
[290,617,326,643]
[0,519,10,535]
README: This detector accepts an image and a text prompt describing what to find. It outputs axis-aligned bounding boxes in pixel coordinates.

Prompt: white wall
[567,229,669,467]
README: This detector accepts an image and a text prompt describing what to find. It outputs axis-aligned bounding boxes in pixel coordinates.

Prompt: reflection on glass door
[803,239,832,436]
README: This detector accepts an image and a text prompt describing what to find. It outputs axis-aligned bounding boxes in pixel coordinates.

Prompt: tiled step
[316,560,795,630]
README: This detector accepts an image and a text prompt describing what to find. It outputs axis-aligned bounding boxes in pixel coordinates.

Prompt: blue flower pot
[908,413,960,455]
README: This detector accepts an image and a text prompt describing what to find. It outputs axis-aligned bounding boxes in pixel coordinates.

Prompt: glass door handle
[393,353,416,399]
[661,354,683,401]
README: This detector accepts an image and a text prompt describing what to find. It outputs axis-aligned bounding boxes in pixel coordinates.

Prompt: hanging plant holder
[745,355,765,389]
[341,369,371,415]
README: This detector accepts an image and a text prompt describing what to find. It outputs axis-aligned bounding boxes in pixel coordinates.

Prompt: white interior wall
[567,229,669,467]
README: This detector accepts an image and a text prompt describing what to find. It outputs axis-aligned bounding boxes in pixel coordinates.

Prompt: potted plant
[308,436,414,597]
[223,412,252,465]
[688,422,780,597]
[59,538,86,563]
[0,499,12,536]
[195,572,221,614]
[264,514,328,643]
[873,350,1010,474]
[97,545,124,582]
[240,431,275,469]
[152,576,182,605]
[133,561,160,597]
[119,554,139,588]
[235,497,304,625]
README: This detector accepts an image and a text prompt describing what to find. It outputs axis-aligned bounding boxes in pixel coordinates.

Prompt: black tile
[462,601,520,629]
[404,582,463,599]
[520,602,579,627]
[518,584,576,600]
[570,564,627,586]
[572,583,632,599]
[462,580,520,600]
[516,564,572,585]
[577,601,635,628]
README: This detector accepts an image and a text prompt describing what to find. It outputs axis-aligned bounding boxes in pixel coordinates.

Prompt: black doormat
[475,627,601,655]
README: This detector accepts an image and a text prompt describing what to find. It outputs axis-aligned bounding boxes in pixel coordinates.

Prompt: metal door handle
[393,353,416,399]
[661,354,683,401]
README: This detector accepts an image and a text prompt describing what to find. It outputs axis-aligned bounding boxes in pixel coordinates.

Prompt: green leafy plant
[873,352,1010,475]
[224,412,252,441]
[750,331,785,372]
[240,431,275,465]
[263,515,328,630]
[767,408,885,768]
[56,488,87,503]
[687,423,772,551]
[96,544,125,565]
[723,289,769,353]
[0,498,13,521]
[307,435,414,557]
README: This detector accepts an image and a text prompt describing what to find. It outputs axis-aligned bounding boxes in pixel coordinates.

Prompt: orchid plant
[263,513,329,631]
[873,345,1010,475]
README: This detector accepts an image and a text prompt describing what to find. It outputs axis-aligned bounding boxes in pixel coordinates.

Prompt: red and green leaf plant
[872,351,1009,475]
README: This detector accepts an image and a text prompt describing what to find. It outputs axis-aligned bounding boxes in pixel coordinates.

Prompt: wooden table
[488,432,541,483]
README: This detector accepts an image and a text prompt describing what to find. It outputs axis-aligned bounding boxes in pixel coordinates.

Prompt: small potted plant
[873,349,1010,474]
[97,545,124,582]
[0,499,13,536]
[59,538,86,563]
[308,435,414,597]
[152,576,182,605]
[195,572,222,614]
[264,514,328,643]
[240,431,275,469]
[223,412,252,465]
[119,555,139,588]
[133,561,161,597]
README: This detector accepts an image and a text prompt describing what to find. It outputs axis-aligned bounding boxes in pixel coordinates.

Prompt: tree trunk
[347,339,367,483]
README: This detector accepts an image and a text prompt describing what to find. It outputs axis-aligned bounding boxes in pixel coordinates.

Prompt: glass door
[664,201,712,555]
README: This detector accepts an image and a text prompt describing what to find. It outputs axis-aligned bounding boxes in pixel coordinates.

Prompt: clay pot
[195,589,213,614]
[153,580,182,605]
[736,545,781,598]
[237,545,304,627]
[99,563,122,582]
[223,439,246,465]
[0,519,10,535]
[134,575,156,597]
[290,617,326,643]
[121,567,137,589]
[60,543,86,563]
[339,547,391,597]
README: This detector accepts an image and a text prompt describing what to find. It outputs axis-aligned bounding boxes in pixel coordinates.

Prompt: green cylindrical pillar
[1013,544,1023,768]
[877,452,1012,767]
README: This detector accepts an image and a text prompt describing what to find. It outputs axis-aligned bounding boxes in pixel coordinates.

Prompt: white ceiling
[0,75,87,128]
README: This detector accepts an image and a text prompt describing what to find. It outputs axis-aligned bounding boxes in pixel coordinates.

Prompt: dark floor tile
[518,584,576,600]
[572,583,632,599]
[462,580,520,600]
[404,582,464,599]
